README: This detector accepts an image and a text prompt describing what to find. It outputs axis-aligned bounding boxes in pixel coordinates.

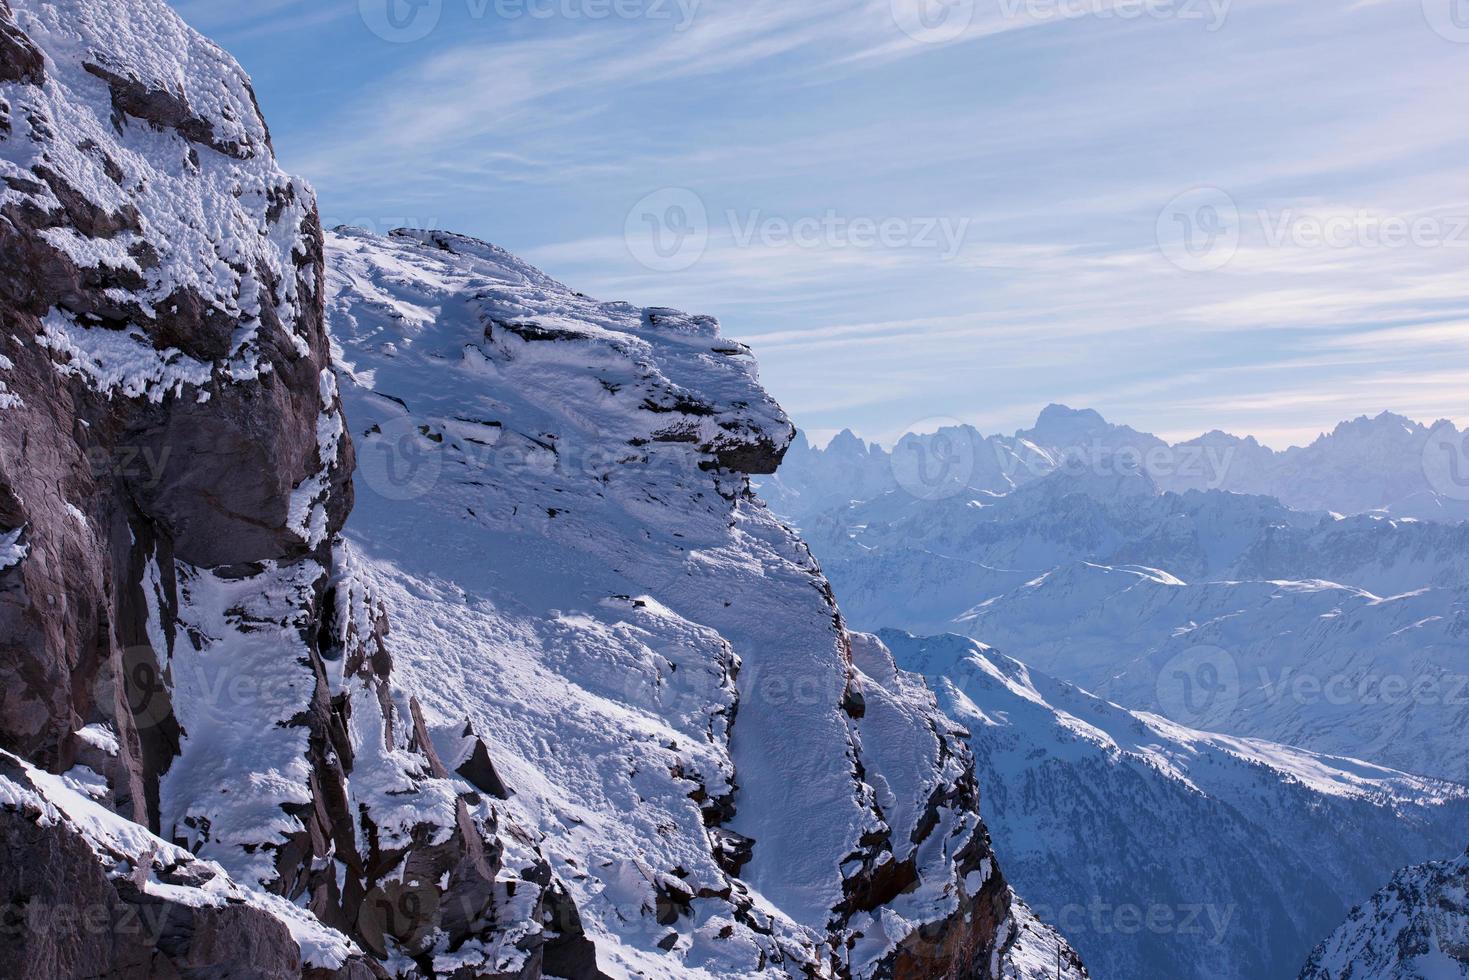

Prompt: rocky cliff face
[0,0,598,975]
[0,1,1084,977]
[0,0,376,972]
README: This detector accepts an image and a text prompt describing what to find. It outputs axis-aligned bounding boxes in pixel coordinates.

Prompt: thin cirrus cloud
[169,0,353,41]
[171,0,1469,448]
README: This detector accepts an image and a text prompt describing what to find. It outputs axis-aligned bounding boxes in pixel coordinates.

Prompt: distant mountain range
[762,406,1469,978]
[761,404,1469,525]
[762,411,1469,783]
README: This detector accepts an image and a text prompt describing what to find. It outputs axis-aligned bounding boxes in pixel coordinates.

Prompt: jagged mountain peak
[1180,428,1267,449]
[1018,403,1159,448]
[1032,402,1109,428]
[1310,409,1428,447]
[825,427,874,455]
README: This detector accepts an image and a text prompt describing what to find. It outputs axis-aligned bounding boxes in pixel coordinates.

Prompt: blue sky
[169,0,1469,448]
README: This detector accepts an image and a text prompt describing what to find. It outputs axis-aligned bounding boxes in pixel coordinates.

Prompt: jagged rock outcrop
[1300,848,1469,979]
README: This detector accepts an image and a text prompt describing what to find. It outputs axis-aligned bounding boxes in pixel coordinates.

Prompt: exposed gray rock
[0,1,42,87]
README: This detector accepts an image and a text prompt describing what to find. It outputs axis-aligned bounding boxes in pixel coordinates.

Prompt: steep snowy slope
[325,226,1086,979]
[879,632,1469,980]
[1300,848,1469,980]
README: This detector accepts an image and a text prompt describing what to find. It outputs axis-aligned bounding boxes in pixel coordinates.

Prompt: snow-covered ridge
[1301,848,1469,980]
[881,630,1469,980]
[326,226,1085,978]
[331,227,793,478]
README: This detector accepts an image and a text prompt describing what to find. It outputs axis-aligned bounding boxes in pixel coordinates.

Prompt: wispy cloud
[211,0,1469,445]
[170,0,353,41]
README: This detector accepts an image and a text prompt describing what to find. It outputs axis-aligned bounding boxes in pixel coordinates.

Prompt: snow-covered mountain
[1300,848,1469,979]
[878,631,1469,980]
[778,458,1469,782]
[801,457,1469,622]
[323,226,1086,978]
[761,406,1469,526]
[0,1,1085,975]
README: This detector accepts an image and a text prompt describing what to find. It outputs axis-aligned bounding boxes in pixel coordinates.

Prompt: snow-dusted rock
[0,0,352,774]
[0,748,364,977]
[325,226,1085,978]
[1300,848,1469,980]
[882,630,1469,980]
